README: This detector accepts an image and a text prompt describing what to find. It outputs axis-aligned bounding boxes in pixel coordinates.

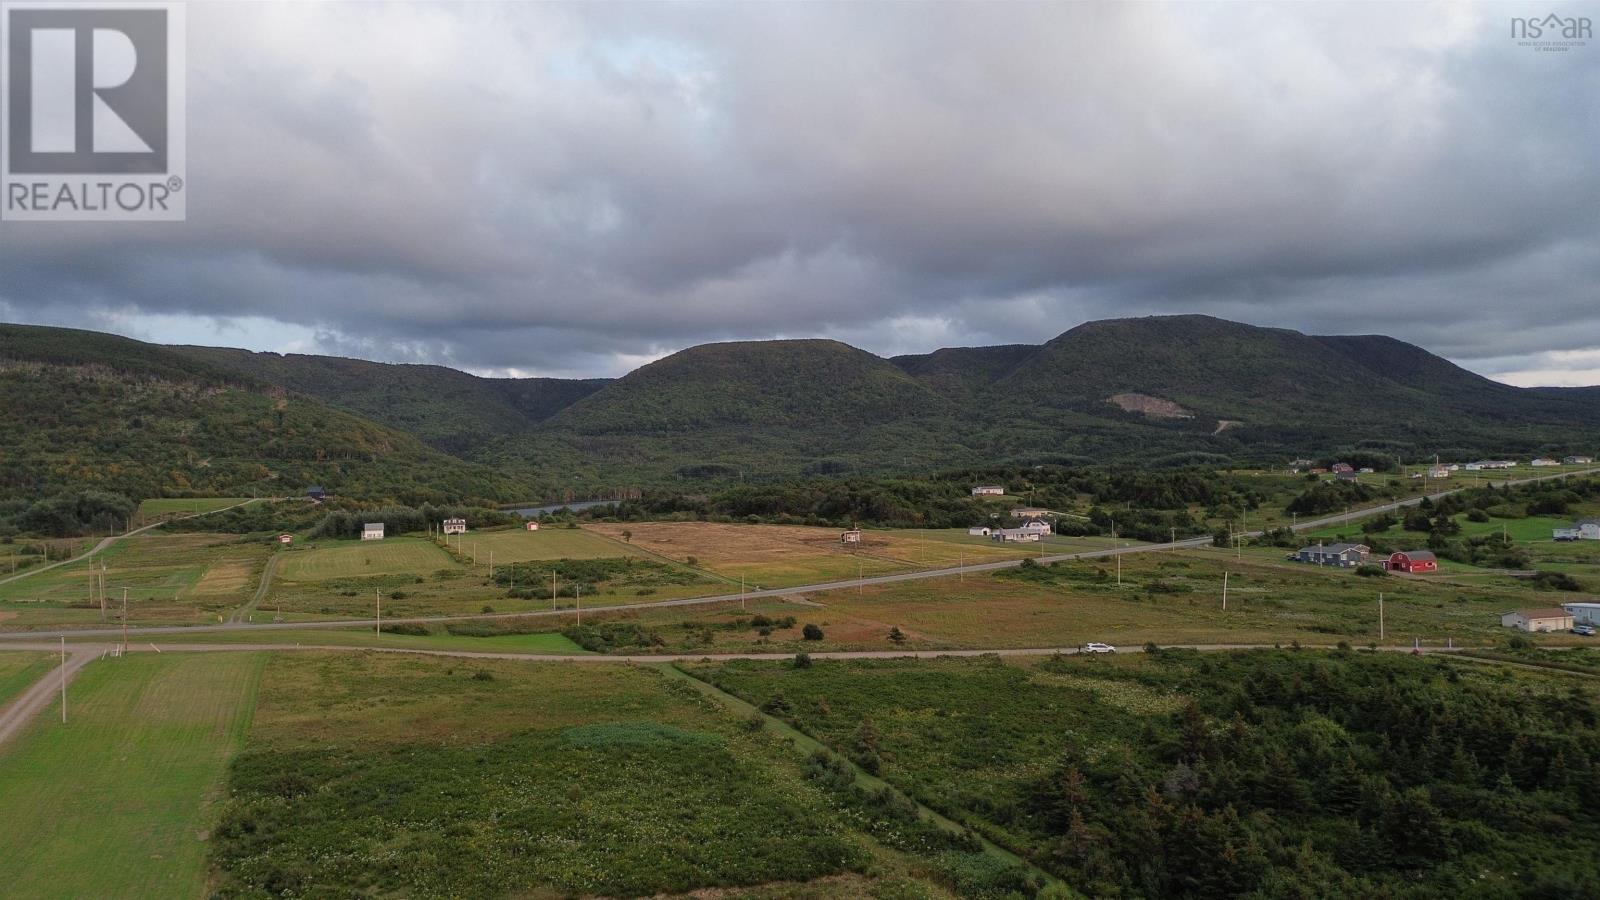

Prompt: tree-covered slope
[0,325,540,503]
[171,346,609,456]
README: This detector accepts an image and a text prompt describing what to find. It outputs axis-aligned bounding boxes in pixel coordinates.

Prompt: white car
[1082,642,1117,654]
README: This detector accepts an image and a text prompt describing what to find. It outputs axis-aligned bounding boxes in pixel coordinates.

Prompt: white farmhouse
[361,523,385,541]
[442,518,467,535]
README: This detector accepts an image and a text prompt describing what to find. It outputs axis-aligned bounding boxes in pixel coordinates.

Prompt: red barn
[1388,550,1437,573]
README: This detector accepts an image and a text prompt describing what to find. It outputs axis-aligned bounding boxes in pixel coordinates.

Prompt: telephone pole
[1222,571,1229,611]
[121,588,128,651]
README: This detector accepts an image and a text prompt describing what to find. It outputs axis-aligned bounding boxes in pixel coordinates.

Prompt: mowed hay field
[0,652,265,899]
[585,522,1071,588]
[206,653,948,899]
[0,652,54,706]
[0,533,271,629]
[457,526,639,564]
[275,537,457,582]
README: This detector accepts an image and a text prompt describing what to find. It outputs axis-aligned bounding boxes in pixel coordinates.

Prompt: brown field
[191,557,259,596]
[585,521,1105,588]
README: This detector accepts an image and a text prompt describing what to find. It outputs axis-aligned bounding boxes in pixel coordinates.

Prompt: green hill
[0,324,540,504]
[171,346,609,456]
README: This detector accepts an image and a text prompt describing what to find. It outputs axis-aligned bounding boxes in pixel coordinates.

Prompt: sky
[2,2,1598,384]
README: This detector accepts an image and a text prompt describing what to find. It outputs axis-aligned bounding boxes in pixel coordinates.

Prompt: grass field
[0,533,271,630]
[0,652,53,707]
[585,521,1117,589]
[455,526,641,564]
[275,537,458,582]
[207,652,976,898]
[137,627,589,654]
[136,497,253,521]
[0,652,264,899]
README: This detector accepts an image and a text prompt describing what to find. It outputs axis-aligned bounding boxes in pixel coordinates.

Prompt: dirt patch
[1108,392,1194,419]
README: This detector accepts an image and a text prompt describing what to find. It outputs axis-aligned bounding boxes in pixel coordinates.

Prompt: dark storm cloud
[1,1,1597,382]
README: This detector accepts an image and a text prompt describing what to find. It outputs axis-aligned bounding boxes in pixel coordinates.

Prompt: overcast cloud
[2,1,1598,384]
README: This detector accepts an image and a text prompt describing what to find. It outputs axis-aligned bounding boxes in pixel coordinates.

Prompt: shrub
[793,652,813,669]
[802,624,824,641]
[471,670,494,681]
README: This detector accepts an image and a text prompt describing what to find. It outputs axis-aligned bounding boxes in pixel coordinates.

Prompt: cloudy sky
[3,1,1598,383]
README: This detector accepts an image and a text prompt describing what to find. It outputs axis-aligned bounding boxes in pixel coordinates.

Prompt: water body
[508,499,617,517]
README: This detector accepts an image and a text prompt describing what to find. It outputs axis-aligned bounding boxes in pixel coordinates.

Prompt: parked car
[1082,642,1117,654]
[1574,624,1596,636]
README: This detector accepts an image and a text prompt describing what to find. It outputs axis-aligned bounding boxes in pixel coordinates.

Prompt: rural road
[0,467,1592,645]
[228,554,281,624]
[0,498,270,589]
[0,647,96,747]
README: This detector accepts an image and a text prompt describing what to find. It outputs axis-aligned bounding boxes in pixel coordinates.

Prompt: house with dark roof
[1294,543,1370,567]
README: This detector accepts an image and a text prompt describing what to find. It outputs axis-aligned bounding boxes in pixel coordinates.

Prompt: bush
[802,624,824,641]
[471,670,494,681]
[793,652,813,669]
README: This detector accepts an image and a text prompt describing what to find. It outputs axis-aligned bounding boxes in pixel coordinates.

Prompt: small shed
[277,533,293,545]
[526,521,541,531]
[967,526,991,537]
[1387,550,1437,573]
[841,529,863,545]
[442,518,467,535]
[1501,608,1574,633]
[306,486,326,501]
[361,523,385,541]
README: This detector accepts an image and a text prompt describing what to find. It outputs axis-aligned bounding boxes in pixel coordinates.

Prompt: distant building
[1310,467,1329,475]
[1531,458,1560,467]
[442,518,467,535]
[991,528,1041,543]
[306,486,326,501]
[1294,543,1370,567]
[1331,462,1354,474]
[1464,463,1483,471]
[1386,550,1437,573]
[1358,467,1375,474]
[971,485,1005,496]
[1427,465,1450,479]
[1484,460,1516,469]
[1336,470,1359,481]
[277,533,293,545]
[1501,608,1574,633]
[526,521,541,531]
[1010,507,1049,519]
[1289,458,1315,468]
[1565,456,1594,465]
[1019,520,1052,536]
[1564,603,1600,626]
[967,526,992,537]
[361,523,385,541]
[1560,520,1600,541]
[841,529,863,545]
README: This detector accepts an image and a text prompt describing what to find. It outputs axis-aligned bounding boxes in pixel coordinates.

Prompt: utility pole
[740,575,746,612]
[489,550,494,581]
[121,588,128,652]
[375,590,382,635]
[1170,527,1176,549]
[1222,571,1229,610]
[858,557,863,596]
[1116,553,1121,586]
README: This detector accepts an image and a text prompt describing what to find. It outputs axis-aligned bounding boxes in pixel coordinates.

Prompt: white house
[991,528,1041,543]
[1465,463,1483,472]
[1564,603,1600,626]
[1531,458,1560,467]
[841,529,864,545]
[442,518,467,535]
[1566,455,1594,465]
[1019,520,1052,536]
[1010,507,1049,519]
[1427,465,1450,479]
[525,521,541,531]
[276,533,293,545]
[361,523,385,541]
[1555,527,1581,541]
[967,526,992,537]
[1501,608,1574,632]
[971,485,1005,496]
[1564,520,1600,541]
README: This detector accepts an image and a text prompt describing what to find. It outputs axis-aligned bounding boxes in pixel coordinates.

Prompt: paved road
[0,498,270,589]
[0,647,96,747]
[1,467,1591,645]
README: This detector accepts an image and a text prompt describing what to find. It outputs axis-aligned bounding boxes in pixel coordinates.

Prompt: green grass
[132,627,590,655]
[137,497,252,521]
[456,527,638,563]
[0,652,53,707]
[275,537,457,582]
[208,653,877,898]
[0,533,271,629]
[0,652,265,899]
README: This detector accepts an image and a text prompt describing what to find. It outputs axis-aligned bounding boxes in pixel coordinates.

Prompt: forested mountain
[171,346,609,456]
[0,324,540,504]
[4,315,1598,496]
